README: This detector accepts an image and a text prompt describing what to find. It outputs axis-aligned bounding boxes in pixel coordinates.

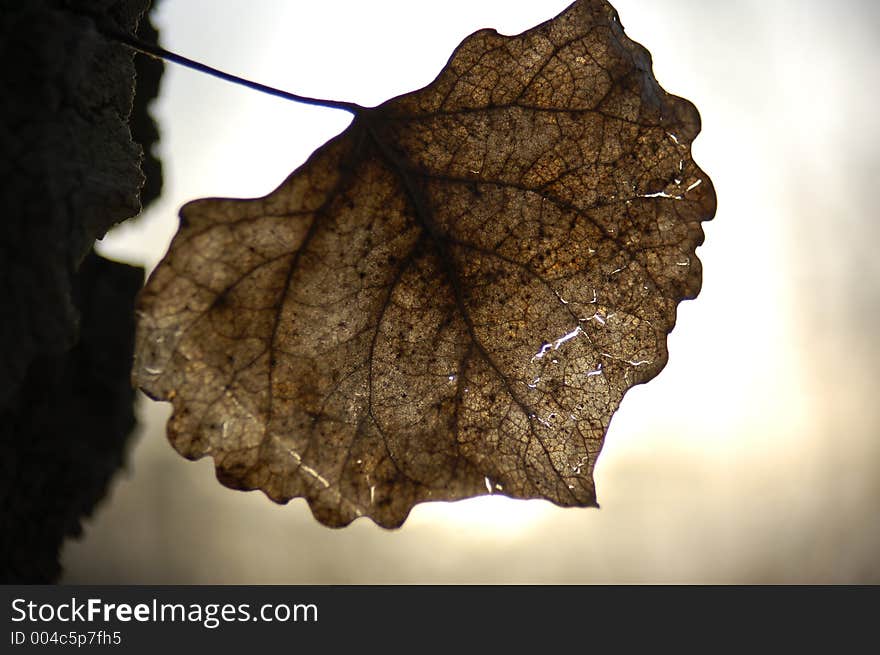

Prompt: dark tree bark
[0,0,162,582]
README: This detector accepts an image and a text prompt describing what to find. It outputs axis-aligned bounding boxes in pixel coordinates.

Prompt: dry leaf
[134,0,716,527]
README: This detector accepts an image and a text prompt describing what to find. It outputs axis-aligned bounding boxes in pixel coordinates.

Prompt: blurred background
[62,0,879,583]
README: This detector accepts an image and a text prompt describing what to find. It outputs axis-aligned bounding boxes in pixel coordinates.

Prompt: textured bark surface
[0,0,161,582]
[135,0,715,528]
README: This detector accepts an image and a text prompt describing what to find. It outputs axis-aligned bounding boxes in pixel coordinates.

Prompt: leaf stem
[99,22,364,115]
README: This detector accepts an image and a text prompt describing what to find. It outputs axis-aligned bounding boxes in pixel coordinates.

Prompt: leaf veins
[134,0,716,527]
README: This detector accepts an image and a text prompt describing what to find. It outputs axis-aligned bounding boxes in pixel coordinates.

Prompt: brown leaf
[133,0,716,528]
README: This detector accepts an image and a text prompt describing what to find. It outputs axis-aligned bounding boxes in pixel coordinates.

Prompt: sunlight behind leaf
[132,0,714,528]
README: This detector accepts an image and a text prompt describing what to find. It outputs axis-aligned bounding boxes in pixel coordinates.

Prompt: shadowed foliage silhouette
[134,0,715,528]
